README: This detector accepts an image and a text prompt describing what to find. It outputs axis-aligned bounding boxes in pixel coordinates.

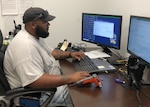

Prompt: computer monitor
[127,15,150,65]
[82,13,122,53]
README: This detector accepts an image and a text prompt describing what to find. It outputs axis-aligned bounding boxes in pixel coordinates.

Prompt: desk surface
[59,49,150,107]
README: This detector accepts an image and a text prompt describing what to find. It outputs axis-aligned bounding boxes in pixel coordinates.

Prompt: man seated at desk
[4,7,90,106]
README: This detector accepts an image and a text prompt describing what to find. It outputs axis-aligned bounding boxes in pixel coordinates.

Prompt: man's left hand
[70,51,85,61]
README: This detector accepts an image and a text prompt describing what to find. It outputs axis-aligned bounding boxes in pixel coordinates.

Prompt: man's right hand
[66,71,90,84]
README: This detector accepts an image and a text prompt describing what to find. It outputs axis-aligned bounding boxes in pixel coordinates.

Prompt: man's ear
[30,22,36,29]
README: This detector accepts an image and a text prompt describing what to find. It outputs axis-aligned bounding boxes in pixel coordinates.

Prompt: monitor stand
[97,44,112,55]
[141,66,150,85]
[102,47,112,54]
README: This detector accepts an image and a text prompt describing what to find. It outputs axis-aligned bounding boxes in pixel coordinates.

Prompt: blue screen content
[128,16,150,64]
[82,13,122,49]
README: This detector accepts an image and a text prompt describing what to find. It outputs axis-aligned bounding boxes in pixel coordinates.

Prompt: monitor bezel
[81,13,122,50]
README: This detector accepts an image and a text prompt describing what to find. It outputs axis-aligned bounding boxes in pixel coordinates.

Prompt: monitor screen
[127,15,150,65]
[82,13,122,50]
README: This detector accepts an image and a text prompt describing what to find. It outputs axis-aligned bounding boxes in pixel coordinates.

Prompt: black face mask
[35,25,49,38]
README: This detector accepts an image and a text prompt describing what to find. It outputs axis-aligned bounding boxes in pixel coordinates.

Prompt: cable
[117,65,150,107]
[136,90,142,107]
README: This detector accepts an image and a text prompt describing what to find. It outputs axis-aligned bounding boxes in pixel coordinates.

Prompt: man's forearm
[52,49,72,60]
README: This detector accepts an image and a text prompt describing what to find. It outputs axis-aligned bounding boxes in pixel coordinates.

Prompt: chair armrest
[0,87,56,107]
[5,87,56,100]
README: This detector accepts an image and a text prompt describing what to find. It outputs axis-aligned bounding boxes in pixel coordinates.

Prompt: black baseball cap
[23,7,55,23]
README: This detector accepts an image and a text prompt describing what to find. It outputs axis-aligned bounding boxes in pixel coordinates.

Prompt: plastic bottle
[3,36,9,45]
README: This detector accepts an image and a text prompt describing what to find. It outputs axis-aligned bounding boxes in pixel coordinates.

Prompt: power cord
[136,89,142,107]
[135,87,150,107]
[118,69,150,107]
[140,86,150,107]
[118,72,143,107]
[115,55,150,107]
[117,74,143,107]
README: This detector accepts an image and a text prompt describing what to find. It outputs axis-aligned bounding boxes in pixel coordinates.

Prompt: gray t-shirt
[4,29,61,89]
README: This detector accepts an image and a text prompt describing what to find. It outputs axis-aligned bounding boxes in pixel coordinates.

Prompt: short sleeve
[15,56,44,87]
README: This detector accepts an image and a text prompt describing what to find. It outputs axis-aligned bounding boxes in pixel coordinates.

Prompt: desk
[59,49,150,107]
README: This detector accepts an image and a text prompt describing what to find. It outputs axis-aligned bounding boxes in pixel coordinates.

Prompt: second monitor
[82,13,122,53]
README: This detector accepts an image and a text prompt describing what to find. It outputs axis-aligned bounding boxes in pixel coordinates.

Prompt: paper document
[1,0,18,15]
[85,49,110,59]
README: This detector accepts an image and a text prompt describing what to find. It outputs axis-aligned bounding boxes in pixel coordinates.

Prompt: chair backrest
[0,51,11,95]
[0,29,3,48]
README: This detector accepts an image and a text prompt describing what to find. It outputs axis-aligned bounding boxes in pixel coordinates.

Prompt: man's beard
[35,26,49,38]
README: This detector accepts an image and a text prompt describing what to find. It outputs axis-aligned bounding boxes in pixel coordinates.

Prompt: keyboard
[72,55,99,73]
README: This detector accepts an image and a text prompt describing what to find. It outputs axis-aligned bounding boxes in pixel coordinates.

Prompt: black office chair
[0,29,3,50]
[0,51,56,107]
[0,29,8,54]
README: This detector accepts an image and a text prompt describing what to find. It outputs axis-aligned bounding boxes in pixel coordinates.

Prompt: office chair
[0,29,8,54]
[0,51,56,107]
[0,30,3,50]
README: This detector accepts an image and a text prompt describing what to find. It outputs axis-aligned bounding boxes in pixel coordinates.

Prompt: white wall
[1,0,150,57]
